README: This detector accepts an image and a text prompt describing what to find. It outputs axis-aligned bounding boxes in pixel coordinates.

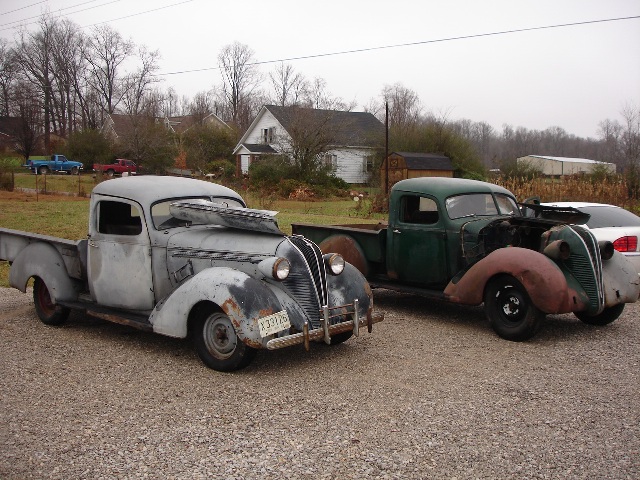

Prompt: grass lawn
[0,187,384,288]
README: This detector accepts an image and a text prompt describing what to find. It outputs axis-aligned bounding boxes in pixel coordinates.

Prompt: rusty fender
[8,242,80,303]
[602,251,640,305]
[319,234,369,277]
[149,267,284,348]
[443,247,584,314]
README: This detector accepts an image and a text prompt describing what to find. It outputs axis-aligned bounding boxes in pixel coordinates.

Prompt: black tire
[70,166,79,175]
[193,311,256,371]
[484,275,544,341]
[38,166,49,175]
[106,169,115,178]
[33,277,70,326]
[329,331,353,345]
[575,304,624,326]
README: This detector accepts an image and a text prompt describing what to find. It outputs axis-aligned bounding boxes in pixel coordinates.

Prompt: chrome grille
[280,236,328,328]
[567,226,604,312]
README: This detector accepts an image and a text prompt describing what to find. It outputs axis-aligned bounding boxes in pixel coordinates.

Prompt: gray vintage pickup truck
[0,176,383,371]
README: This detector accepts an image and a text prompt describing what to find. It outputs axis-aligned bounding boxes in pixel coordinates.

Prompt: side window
[98,200,143,236]
[401,195,439,224]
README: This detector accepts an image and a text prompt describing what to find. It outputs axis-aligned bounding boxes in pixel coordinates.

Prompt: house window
[363,156,374,173]
[261,127,275,143]
[322,153,338,170]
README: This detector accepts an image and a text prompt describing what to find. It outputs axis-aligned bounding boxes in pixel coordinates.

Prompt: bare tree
[382,83,421,134]
[11,81,41,159]
[120,46,160,116]
[14,14,59,152]
[85,25,134,115]
[0,39,18,117]
[217,42,259,129]
[188,90,213,123]
[269,62,308,106]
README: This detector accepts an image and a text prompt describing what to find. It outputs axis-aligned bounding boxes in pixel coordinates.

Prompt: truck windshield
[152,196,244,230]
[495,194,520,216]
[446,193,520,219]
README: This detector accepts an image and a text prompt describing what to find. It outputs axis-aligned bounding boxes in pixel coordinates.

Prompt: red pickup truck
[93,159,138,177]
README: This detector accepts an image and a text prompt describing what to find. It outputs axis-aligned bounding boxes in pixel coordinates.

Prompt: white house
[517,155,616,176]
[233,105,384,184]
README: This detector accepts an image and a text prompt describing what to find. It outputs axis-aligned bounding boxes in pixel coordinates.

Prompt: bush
[204,159,235,179]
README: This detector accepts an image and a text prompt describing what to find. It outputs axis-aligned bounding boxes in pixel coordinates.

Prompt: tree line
[0,13,638,184]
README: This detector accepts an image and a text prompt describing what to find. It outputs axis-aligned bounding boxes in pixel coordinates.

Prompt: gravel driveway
[1,287,638,479]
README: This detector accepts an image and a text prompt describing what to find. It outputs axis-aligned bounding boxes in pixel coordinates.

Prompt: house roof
[390,152,454,171]
[239,143,278,154]
[521,155,614,165]
[165,112,229,134]
[265,104,383,147]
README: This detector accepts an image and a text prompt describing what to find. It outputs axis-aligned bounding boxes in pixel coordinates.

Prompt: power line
[157,15,640,77]
[0,0,104,28]
[81,0,197,28]
[0,1,49,17]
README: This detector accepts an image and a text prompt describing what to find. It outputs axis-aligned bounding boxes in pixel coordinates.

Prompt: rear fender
[319,234,369,277]
[149,267,284,348]
[444,247,585,314]
[9,242,80,303]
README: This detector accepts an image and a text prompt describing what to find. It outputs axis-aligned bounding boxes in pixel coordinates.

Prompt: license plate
[258,310,291,337]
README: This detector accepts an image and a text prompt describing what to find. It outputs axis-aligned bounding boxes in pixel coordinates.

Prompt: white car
[542,202,640,276]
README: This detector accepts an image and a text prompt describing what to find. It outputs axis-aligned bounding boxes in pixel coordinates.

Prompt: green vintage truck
[292,177,640,341]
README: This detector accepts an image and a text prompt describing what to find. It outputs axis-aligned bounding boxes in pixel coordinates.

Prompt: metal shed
[517,155,616,176]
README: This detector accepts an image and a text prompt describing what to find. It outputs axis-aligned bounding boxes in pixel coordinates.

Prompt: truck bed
[292,222,387,265]
[0,228,87,281]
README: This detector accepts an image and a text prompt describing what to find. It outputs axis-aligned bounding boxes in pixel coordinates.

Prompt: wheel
[106,169,115,177]
[575,304,624,326]
[193,311,256,371]
[33,277,70,326]
[484,275,544,341]
[70,166,79,175]
[38,166,49,175]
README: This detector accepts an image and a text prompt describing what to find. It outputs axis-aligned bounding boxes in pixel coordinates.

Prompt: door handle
[393,229,401,234]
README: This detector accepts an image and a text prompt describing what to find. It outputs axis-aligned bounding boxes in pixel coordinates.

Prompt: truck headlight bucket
[598,241,614,260]
[543,239,571,261]
[258,257,290,280]
[325,253,345,275]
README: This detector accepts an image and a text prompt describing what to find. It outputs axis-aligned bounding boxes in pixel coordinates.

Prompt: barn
[381,152,454,187]
[517,155,616,176]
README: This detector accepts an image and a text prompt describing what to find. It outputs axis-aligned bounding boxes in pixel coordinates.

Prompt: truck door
[387,194,449,287]
[87,197,155,310]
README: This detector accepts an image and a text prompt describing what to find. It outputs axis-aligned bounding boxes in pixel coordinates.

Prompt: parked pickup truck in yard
[0,176,382,371]
[293,177,639,341]
[93,158,138,177]
[25,154,83,175]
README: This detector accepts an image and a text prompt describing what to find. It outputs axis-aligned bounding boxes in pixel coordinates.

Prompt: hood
[169,199,283,235]
[519,203,591,225]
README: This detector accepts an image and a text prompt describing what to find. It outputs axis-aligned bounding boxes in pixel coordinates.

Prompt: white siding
[333,147,373,184]
[245,111,288,147]
[518,155,616,176]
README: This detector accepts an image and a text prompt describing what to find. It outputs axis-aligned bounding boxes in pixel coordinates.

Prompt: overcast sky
[1,0,639,139]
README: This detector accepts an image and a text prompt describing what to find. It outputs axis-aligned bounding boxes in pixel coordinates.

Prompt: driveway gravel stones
[1,287,638,479]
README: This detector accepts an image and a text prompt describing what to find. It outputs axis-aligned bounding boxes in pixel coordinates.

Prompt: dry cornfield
[496,176,640,213]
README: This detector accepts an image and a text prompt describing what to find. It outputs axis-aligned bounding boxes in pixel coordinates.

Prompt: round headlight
[273,257,290,280]
[327,253,345,275]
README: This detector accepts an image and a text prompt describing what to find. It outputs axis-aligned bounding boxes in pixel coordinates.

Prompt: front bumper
[266,300,384,350]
